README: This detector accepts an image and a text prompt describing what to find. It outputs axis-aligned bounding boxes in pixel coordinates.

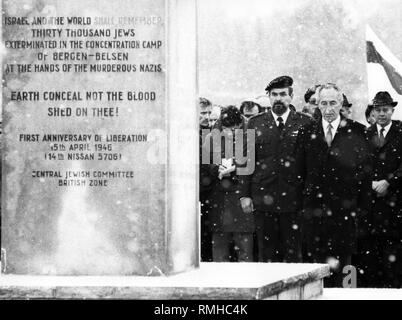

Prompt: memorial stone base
[0,263,329,300]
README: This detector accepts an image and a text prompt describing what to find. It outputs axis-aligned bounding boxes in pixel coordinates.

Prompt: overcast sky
[198,0,402,122]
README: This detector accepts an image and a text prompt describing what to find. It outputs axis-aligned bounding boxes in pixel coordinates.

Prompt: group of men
[200,76,402,288]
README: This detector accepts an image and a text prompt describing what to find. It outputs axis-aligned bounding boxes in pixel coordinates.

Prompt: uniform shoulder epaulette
[348,119,366,131]
[296,111,312,119]
[295,111,315,124]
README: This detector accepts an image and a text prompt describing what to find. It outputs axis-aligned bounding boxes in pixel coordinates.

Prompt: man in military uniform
[239,76,313,262]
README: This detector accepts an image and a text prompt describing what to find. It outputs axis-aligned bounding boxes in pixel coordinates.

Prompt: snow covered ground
[318,288,402,300]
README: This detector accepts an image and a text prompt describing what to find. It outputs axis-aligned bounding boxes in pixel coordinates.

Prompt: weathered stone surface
[264,280,323,300]
[277,286,302,300]
[0,263,330,299]
[302,279,323,300]
[1,0,198,276]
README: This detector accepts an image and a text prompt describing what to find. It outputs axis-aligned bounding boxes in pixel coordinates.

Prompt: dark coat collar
[368,120,400,148]
[268,109,299,135]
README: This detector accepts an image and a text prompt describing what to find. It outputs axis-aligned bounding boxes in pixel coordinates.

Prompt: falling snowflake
[326,257,340,270]
[263,195,274,205]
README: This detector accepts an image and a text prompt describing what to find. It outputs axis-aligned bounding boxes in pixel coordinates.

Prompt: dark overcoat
[366,120,402,238]
[203,122,255,233]
[238,109,313,213]
[297,118,372,255]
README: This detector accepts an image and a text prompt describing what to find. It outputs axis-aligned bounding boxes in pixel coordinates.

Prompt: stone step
[0,262,329,300]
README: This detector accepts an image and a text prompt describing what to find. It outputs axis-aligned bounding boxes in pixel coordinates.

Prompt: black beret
[265,76,293,93]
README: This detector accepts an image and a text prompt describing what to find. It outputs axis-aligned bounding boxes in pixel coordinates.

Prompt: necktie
[379,128,386,147]
[325,123,333,147]
[277,117,284,132]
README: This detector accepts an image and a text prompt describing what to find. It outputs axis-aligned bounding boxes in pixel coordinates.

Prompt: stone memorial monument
[1,0,198,277]
[0,0,329,299]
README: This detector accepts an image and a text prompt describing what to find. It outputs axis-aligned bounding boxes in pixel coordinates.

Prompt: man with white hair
[297,83,372,287]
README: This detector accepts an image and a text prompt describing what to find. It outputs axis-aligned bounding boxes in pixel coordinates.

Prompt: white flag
[366,25,402,120]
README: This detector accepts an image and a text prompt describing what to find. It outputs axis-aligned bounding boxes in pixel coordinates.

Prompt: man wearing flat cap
[238,75,313,263]
[359,91,402,288]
